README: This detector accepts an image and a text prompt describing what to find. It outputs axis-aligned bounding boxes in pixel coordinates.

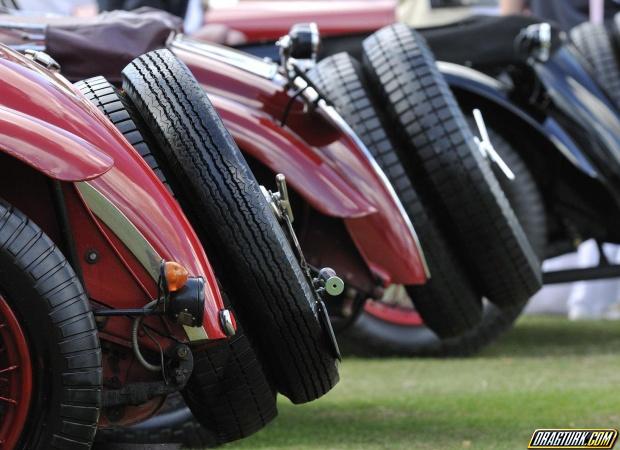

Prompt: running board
[543,264,620,284]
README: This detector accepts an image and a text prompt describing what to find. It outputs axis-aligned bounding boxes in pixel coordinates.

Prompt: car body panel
[0,46,227,340]
[439,60,599,179]
[534,46,620,198]
[204,0,395,42]
[0,105,113,181]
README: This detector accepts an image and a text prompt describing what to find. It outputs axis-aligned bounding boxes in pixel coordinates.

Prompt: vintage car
[0,11,550,446]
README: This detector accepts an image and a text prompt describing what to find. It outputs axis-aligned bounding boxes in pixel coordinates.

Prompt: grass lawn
[224,316,620,450]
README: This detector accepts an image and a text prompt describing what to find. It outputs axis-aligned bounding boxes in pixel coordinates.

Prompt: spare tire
[361,24,542,309]
[339,122,546,356]
[118,49,339,404]
[571,20,620,109]
[308,52,482,338]
[76,76,280,445]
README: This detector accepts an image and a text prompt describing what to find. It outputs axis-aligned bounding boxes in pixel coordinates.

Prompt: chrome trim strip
[76,181,209,341]
[294,78,431,277]
[170,36,278,80]
[76,181,162,280]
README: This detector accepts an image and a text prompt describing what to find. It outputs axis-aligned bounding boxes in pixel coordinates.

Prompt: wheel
[361,23,542,309]
[571,20,620,109]
[89,48,338,405]
[0,199,102,448]
[76,77,279,445]
[308,52,482,338]
[339,121,547,356]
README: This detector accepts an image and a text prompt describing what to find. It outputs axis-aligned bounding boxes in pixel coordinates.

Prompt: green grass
[224,317,620,450]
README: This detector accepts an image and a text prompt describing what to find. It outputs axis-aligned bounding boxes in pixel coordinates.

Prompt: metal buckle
[472,109,515,180]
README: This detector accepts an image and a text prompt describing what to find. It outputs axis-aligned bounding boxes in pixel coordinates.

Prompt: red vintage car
[1,11,432,332]
[0,6,544,352]
[0,37,342,448]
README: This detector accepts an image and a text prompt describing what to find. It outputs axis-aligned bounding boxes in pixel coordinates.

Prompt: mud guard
[212,94,427,286]
[438,61,599,179]
[0,106,113,181]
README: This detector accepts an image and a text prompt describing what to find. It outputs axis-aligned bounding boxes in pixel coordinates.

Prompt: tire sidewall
[0,255,65,448]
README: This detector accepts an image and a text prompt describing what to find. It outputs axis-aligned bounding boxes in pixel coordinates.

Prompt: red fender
[212,94,376,219]
[176,43,427,286]
[0,106,113,181]
[0,46,227,340]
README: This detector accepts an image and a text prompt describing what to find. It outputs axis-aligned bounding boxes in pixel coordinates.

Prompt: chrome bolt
[85,250,99,264]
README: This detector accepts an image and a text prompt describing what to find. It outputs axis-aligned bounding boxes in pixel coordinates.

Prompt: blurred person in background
[398,0,498,27]
[0,0,97,15]
[97,0,243,41]
[500,0,620,29]
[97,0,204,32]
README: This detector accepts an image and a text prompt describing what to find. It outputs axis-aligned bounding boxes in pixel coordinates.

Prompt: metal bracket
[102,343,193,407]
[24,48,60,72]
[261,173,342,359]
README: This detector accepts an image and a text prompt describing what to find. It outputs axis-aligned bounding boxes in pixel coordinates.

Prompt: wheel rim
[0,294,33,449]
[363,300,424,327]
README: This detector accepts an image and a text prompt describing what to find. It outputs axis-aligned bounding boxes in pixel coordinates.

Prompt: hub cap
[0,294,32,449]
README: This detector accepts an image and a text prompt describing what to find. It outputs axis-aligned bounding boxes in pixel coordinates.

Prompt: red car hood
[205,0,395,42]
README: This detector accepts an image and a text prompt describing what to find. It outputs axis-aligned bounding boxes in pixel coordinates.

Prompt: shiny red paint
[0,106,113,182]
[204,0,395,43]
[212,95,375,219]
[363,300,424,327]
[0,295,33,450]
[175,43,427,286]
[0,46,227,340]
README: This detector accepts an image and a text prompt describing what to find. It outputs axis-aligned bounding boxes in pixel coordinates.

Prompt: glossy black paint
[240,35,620,247]
[441,43,620,247]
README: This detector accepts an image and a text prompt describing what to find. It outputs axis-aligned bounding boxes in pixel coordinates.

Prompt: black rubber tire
[76,77,279,444]
[571,20,620,109]
[182,330,277,444]
[339,122,546,356]
[120,49,339,403]
[308,52,482,338]
[361,23,542,309]
[0,199,102,448]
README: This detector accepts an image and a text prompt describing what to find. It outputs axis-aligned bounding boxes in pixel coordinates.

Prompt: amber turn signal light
[163,261,189,293]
